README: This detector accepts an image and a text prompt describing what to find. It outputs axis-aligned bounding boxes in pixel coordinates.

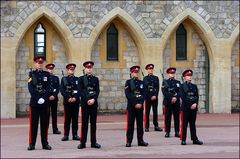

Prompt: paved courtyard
[1,113,239,158]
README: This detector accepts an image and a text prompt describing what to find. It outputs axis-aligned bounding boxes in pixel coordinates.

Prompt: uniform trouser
[29,106,50,146]
[126,108,144,144]
[180,110,198,141]
[144,99,159,129]
[49,100,58,131]
[163,103,180,133]
[63,104,79,137]
[80,105,97,144]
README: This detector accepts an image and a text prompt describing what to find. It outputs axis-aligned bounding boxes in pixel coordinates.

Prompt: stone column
[143,40,164,114]
[1,38,17,118]
[210,40,232,113]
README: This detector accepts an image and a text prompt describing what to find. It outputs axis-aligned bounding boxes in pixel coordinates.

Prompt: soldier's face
[67,68,75,75]
[47,69,54,74]
[184,75,192,81]
[85,67,93,74]
[35,61,44,70]
[147,68,153,75]
[132,71,139,78]
[168,73,175,78]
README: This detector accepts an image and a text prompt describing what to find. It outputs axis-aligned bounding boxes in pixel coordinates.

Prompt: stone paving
[1,113,239,158]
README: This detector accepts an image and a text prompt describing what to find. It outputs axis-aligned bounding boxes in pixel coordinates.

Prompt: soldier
[77,61,101,149]
[60,63,81,141]
[143,64,162,132]
[27,57,52,150]
[179,69,203,145]
[46,64,61,135]
[124,66,148,147]
[161,67,181,138]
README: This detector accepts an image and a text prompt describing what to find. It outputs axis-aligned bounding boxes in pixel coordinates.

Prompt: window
[34,23,46,58]
[107,24,118,61]
[176,24,187,60]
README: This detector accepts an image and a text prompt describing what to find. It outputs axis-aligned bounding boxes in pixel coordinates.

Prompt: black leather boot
[154,126,163,131]
[72,135,80,140]
[77,143,86,149]
[27,144,35,150]
[181,141,186,145]
[91,143,101,148]
[42,144,52,150]
[138,140,148,146]
[193,139,203,145]
[165,132,170,138]
[61,136,69,141]
[126,142,131,147]
[53,129,61,134]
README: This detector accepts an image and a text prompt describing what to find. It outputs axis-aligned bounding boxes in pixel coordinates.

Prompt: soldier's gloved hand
[135,104,142,109]
[37,98,45,104]
[191,103,197,110]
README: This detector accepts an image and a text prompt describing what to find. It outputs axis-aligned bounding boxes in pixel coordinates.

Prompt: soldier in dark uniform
[161,67,181,138]
[46,64,61,134]
[143,64,162,132]
[27,57,52,150]
[78,61,101,149]
[124,66,148,147]
[179,69,203,145]
[60,63,81,141]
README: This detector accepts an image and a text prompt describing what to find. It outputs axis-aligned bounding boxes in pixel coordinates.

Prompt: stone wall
[231,37,239,111]
[163,27,208,113]
[2,1,239,116]
[1,1,239,38]
[91,30,140,111]
[52,32,68,112]
[16,32,67,114]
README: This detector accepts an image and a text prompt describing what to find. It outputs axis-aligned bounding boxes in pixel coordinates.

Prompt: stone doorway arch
[88,7,146,112]
[2,6,74,118]
[88,7,146,66]
[159,8,215,113]
[14,6,73,61]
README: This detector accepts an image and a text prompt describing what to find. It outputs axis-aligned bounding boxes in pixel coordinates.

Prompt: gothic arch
[12,6,73,117]
[229,24,239,48]
[160,8,215,61]
[160,8,215,112]
[88,7,146,64]
[14,6,73,61]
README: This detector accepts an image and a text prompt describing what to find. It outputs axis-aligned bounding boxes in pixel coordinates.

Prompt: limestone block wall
[52,33,68,112]
[163,30,208,113]
[231,37,239,111]
[1,1,239,39]
[1,1,239,117]
[16,33,67,114]
[91,30,140,111]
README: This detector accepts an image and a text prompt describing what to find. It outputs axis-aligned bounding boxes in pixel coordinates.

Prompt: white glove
[37,98,45,104]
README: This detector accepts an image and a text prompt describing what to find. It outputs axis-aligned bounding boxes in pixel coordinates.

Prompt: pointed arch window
[107,24,118,61]
[176,24,187,60]
[34,23,46,58]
